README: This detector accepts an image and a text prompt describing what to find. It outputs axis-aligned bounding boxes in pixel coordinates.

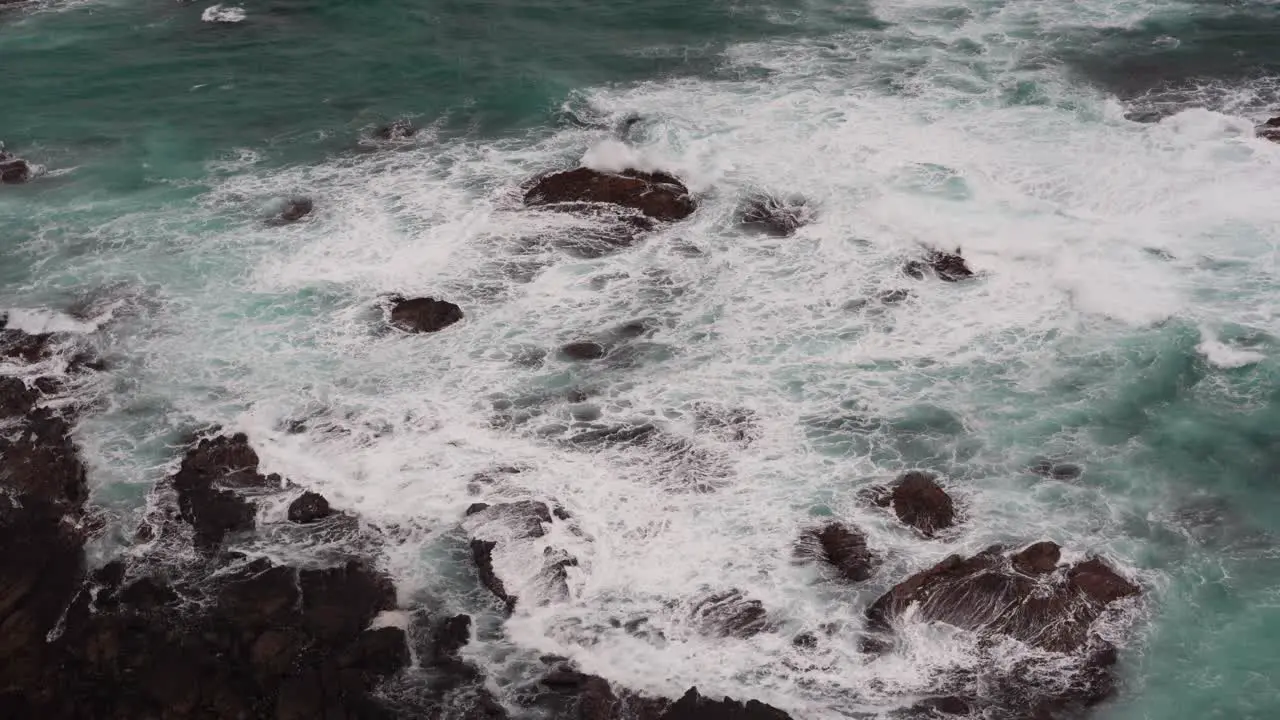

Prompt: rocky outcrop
[870,471,957,537]
[866,542,1139,653]
[690,589,772,638]
[170,432,277,551]
[739,194,813,237]
[797,522,878,582]
[387,296,464,333]
[904,249,974,282]
[660,688,791,720]
[524,168,695,222]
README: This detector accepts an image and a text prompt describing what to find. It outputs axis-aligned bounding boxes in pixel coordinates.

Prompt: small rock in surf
[904,248,974,281]
[796,521,878,582]
[524,167,696,222]
[375,119,416,141]
[869,470,957,537]
[739,193,813,237]
[387,296,464,333]
[1259,116,1280,142]
[273,197,313,224]
[287,491,332,524]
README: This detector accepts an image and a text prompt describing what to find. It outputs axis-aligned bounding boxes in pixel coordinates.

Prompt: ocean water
[4,0,1280,717]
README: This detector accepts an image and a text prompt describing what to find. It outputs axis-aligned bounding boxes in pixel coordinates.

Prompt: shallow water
[4,0,1280,716]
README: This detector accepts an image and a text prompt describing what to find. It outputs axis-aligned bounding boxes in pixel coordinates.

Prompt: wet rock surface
[0,148,33,184]
[797,521,878,582]
[171,432,276,551]
[524,167,696,222]
[375,119,417,141]
[289,490,333,523]
[464,500,576,611]
[690,589,772,638]
[1259,116,1280,142]
[387,295,464,333]
[273,197,314,224]
[871,471,957,537]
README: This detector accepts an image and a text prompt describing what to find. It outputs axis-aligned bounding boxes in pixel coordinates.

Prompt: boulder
[797,521,878,582]
[388,296,464,333]
[904,249,974,282]
[524,167,695,222]
[288,491,332,524]
[739,194,813,237]
[872,471,956,537]
[866,542,1139,654]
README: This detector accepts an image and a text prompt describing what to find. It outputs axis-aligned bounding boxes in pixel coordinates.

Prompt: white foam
[1196,327,1265,369]
[201,4,245,23]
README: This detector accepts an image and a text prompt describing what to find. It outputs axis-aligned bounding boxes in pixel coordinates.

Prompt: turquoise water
[5,0,1280,716]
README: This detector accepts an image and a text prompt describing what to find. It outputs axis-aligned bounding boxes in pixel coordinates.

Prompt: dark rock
[288,491,333,524]
[567,422,659,448]
[470,539,510,609]
[873,471,956,537]
[276,197,314,224]
[170,433,272,551]
[897,696,971,717]
[797,521,878,582]
[0,326,54,363]
[433,614,472,660]
[298,560,398,643]
[388,296,464,333]
[693,403,758,446]
[1259,117,1280,142]
[739,194,812,237]
[904,249,974,282]
[465,501,564,610]
[562,341,608,360]
[690,589,771,639]
[660,687,792,720]
[524,167,695,222]
[0,150,32,185]
[465,502,491,516]
[879,289,912,305]
[375,119,416,141]
[1011,541,1061,575]
[866,542,1139,654]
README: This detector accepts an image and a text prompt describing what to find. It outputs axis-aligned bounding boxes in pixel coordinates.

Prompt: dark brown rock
[874,471,956,537]
[170,433,271,551]
[739,194,812,237]
[904,249,974,282]
[1259,117,1280,142]
[465,501,557,610]
[288,490,333,524]
[0,152,32,185]
[798,521,878,582]
[524,167,695,222]
[866,542,1139,654]
[389,296,464,333]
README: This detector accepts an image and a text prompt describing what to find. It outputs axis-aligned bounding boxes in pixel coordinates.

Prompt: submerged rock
[561,341,608,360]
[739,194,813,237]
[866,541,1139,653]
[524,167,695,222]
[904,249,974,282]
[690,589,772,638]
[463,500,575,610]
[375,119,417,141]
[274,197,313,224]
[388,296,464,333]
[871,471,957,537]
[797,521,878,582]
